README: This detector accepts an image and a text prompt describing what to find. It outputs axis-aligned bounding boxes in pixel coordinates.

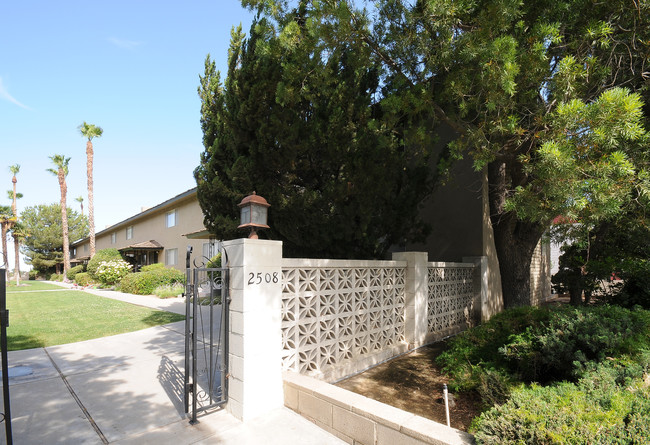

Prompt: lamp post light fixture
[237,192,270,239]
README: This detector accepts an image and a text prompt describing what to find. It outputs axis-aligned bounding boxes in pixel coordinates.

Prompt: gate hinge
[188,383,194,394]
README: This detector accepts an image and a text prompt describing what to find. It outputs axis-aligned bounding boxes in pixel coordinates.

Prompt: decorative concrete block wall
[224,239,483,422]
[281,259,408,382]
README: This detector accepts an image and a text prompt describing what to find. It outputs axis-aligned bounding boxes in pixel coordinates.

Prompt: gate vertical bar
[190,267,199,425]
[183,247,192,414]
[1,269,13,445]
[222,268,229,402]
[208,273,214,406]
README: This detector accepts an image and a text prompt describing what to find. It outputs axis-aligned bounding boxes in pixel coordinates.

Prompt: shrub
[438,305,650,391]
[95,259,132,286]
[499,305,650,383]
[66,265,84,281]
[29,270,38,280]
[141,263,165,272]
[119,267,185,295]
[87,248,123,279]
[153,283,185,298]
[436,306,553,392]
[206,253,221,269]
[472,362,650,444]
[74,272,93,287]
[49,273,63,281]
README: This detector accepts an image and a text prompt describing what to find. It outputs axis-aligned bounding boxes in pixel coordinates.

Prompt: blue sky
[0,1,255,268]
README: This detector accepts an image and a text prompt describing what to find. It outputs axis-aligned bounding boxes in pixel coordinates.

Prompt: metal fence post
[1,269,13,444]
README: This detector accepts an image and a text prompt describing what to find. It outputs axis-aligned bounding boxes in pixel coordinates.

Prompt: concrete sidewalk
[2,284,344,444]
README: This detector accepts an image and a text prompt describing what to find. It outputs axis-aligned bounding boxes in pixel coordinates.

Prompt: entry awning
[118,240,164,252]
[182,229,215,240]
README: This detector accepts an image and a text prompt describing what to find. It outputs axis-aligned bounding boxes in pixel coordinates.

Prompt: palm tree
[78,122,102,258]
[76,196,84,216]
[9,221,26,286]
[0,205,13,277]
[9,164,21,284]
[47,155,71,275]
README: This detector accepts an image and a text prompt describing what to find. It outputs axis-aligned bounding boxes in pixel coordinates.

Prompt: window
[72,248,76,257]
[126,226,133,240]
[166,209,177,228]
[166,248,178,266]
[203,241,221,259]
[111,232,117,244]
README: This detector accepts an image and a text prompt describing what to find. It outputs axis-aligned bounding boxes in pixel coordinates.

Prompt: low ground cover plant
[153,283,184,298]
[437,305,650,443]
[119,265,185,295]
[74,272,93,286]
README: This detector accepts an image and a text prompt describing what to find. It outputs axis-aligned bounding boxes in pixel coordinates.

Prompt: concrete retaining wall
[283,372,475,445]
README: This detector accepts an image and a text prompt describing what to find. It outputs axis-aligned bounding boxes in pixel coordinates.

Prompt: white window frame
[111,232,117,244]
[166,248,178,266]
[126,226,133,240]
[166,209,177,228]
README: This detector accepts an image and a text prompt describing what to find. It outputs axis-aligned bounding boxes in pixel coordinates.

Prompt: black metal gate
[183,248,229,424]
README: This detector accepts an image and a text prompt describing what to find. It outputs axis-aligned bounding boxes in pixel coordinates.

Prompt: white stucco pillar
[392,251,428,348]
[222,238,284,421]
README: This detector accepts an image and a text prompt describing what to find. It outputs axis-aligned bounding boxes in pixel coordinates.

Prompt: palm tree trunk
[59,171,71,274]
[87,140,95,258]
[13,233,20,286]
[1,224,8,278]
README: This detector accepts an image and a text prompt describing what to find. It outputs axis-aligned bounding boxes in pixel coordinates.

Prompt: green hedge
[66,265,84,281]
[119,267,185,295]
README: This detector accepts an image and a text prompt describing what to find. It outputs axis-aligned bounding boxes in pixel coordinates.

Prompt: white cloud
[0,77,31,110]
[108,37,144,50]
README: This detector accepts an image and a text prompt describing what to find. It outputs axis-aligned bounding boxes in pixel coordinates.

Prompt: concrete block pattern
[333,406,375,445]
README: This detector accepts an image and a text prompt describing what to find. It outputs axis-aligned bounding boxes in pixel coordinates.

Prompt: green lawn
[6,281,65,292]
[5,284,185,351]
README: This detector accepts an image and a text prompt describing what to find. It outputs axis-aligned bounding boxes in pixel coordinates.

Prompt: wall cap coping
[428,262,475,268]
[282,258,407,268]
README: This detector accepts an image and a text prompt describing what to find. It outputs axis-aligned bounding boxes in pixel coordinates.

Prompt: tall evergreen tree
[21,204,88,276]
[195,9,432,258]
[241,0,650,307]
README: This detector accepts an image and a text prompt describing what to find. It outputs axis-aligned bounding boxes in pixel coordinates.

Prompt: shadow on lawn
[8,334,45,351]
[141,312,185,327]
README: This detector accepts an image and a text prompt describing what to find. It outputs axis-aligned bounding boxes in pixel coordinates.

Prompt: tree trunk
[87,140,95,258]
[488,160,546,308]
[59,171,71,274]
[569,288,583,306]
[1,224,7,271]
[13,233,20,286]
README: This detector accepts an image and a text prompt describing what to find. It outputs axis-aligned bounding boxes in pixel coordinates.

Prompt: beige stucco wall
[480,170,504,319]
[72,190,212,271]
[530,238,552,305]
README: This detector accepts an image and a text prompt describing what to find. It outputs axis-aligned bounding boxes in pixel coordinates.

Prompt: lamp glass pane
[251,205,267,225]
[240,205,250,225]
